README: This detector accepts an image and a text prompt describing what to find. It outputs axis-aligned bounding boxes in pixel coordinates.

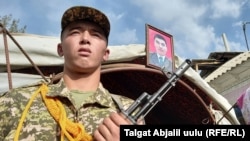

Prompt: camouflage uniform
[0,79,134,141]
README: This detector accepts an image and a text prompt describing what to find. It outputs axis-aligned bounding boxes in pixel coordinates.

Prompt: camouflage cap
[61,6,110,38]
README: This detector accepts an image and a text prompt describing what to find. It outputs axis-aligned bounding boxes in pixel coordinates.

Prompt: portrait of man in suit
[149,33,173,72]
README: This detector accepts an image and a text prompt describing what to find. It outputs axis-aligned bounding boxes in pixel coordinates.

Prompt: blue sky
[1,0,250,60]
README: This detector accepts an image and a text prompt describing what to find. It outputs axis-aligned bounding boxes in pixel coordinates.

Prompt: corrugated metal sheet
[205,51,250,82]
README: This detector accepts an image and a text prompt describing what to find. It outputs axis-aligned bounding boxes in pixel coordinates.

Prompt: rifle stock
[121,59,192,124]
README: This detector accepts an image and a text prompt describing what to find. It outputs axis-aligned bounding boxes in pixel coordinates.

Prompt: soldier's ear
[57,43,63,57]
[102,48,110,61]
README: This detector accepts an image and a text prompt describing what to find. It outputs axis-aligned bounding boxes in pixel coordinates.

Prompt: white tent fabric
[0,72,47,94]
[0,33,62,71]
[0,33,239,124]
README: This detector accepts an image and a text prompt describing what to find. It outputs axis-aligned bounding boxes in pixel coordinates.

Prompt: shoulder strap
[110,94,124,112]
[111,94,146,124]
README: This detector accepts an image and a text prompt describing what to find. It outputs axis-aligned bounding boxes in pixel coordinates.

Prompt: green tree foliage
[0,14,27,33]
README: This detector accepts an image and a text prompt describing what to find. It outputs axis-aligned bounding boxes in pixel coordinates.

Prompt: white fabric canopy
[0,72,47,94]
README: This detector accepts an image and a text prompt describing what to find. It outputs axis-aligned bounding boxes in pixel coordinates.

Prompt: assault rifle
[121,59,192,124]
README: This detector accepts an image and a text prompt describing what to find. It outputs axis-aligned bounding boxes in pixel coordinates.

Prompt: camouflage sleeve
[0,91,17,140]
[0,87,33,140]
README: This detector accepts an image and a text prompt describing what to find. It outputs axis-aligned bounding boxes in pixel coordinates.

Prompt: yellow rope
[14,84,43,141]
[14,83,93,141]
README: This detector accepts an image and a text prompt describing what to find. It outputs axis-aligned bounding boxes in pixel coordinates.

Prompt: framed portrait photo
[146,24,175,73]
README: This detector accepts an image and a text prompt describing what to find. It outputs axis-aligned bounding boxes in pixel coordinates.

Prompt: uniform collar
[46,79,114,108]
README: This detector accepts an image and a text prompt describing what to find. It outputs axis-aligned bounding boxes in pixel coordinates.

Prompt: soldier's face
[57,21,109,73]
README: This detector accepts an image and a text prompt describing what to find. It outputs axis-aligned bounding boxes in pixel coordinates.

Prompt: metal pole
[243,22,250,51]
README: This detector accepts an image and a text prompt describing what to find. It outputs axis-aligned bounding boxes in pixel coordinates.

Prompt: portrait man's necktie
[159,57,164,66]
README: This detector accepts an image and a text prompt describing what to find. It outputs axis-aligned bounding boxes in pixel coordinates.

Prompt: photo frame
[146,24,175,73]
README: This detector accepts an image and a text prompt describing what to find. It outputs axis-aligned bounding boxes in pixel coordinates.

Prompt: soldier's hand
[93,112,132,141]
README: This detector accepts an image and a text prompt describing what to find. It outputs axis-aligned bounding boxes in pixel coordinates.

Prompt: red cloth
[237,92,245,109]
